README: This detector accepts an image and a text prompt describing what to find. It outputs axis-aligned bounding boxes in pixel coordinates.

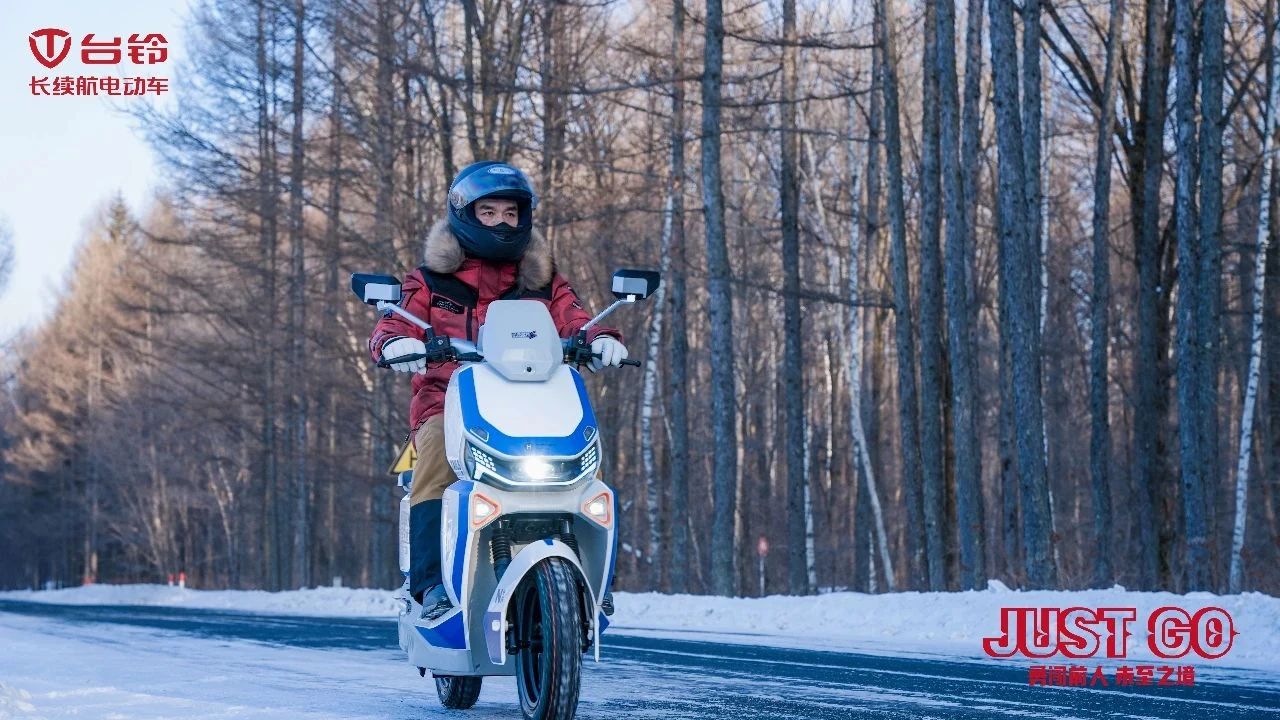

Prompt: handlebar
[377,347,483,368]
[379,339,641,369]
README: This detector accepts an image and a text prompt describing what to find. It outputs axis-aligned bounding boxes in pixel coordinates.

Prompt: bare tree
[844,94,895,592]
[988,0,1056,588]
[702,0,739,597]
[666,0,691,595]
[937,0,983,590]
[879,0,927,589]
[918,0,947,591]
[1088,0,1127,589]
[780,0,809,596]
[1198,0,1228,586]
[1173,0,1211,591]
[1230,0,1280,594]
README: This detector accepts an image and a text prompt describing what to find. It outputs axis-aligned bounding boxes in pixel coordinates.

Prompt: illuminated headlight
[521,458,555,480]
[465,441,598,486]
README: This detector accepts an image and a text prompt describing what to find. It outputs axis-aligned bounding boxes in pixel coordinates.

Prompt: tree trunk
[1173,0,1209,590]
[1132,0,1171,589]
[780,0,809,596]
[962,0,988,578]
[1022,0,1043,349]
[879,0,927,590]
[287,0,309,591]
[845,103,896,591]
[1198,0,1227,588]
[937,0,983,590]
[701,0,739,597]
[919,0,947,591]
[642,192,674,585]
[255,0,282,590]
[988,0,1057,588]
[1089,0,1126,589]
[667,0,691,595]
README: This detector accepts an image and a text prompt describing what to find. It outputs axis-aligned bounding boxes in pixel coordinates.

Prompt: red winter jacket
[369,219,621,434]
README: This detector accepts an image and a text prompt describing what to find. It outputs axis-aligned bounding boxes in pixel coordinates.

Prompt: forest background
[2,0,1278,598]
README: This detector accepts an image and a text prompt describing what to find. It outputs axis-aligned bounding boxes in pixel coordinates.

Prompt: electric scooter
[351,268,658,720]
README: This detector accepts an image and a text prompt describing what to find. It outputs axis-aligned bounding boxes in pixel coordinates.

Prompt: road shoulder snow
[3,582,1277,673]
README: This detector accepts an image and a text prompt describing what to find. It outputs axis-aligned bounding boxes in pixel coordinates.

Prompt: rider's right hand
[381,337,427,373]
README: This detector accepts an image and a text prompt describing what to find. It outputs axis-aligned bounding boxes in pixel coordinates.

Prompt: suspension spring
[491,520,512,581]
[559,519,580,559]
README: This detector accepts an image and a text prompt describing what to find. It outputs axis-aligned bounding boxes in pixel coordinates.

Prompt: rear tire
[513,557,583,720]
[434,675,482,709]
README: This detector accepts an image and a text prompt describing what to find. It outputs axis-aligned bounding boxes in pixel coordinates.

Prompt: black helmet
[447,161,539,261]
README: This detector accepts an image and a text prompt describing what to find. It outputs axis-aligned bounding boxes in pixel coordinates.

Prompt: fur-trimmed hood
[422,218,553,291]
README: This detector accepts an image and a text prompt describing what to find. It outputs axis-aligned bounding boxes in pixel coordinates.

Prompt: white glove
[590,336,628,372]
[382,337,427,373]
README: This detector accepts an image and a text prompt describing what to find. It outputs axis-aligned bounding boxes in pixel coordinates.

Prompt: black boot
[409,499,444,603]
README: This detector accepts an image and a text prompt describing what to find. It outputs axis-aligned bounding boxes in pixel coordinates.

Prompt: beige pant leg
[410,415,454,506]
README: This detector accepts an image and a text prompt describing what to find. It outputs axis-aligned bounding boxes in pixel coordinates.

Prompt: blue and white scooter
[352,268,658,720]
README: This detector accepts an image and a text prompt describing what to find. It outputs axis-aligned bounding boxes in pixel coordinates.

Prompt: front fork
[491,519,595,655]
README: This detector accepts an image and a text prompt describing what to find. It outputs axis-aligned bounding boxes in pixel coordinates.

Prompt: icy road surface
[1,600,1277,719]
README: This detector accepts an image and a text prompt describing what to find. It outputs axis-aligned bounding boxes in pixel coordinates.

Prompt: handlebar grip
[377,352,428,368]
[584,351,641,368]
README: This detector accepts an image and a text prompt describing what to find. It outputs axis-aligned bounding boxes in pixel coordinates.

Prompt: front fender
[483,538,598,666]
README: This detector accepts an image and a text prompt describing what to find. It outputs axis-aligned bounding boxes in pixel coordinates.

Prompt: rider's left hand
[589,336,628,372]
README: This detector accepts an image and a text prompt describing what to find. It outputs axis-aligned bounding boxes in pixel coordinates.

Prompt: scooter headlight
[465,441,597,486]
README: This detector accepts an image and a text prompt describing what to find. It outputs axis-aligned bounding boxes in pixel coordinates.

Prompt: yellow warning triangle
[388,439,416,476]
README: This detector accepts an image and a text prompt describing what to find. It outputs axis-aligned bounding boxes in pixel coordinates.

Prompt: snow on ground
[0,611,576,719]
[4,581,1278,673]
[0,583,400,618]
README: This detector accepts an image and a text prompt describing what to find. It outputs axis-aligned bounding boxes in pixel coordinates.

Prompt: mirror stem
[581,296,635,332]
[376,300,432,332]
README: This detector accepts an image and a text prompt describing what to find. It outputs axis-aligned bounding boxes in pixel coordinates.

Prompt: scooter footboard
[483,538,599,666]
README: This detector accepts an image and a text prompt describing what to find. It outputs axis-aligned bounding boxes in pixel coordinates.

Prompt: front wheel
[434,675,482,709]
[513,557,583,720]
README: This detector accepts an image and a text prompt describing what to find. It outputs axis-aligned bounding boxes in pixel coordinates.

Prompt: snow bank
[0,583,400,618]
[611,582,1280,673]
[4,581,1278,672]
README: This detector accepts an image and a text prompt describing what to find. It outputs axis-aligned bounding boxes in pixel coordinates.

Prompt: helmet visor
[449,164,538,212]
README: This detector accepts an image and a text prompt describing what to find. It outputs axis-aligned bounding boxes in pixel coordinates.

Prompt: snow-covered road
[1,600,1277,719]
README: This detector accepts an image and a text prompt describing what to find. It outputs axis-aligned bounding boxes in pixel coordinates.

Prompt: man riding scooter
[367,161,627,620]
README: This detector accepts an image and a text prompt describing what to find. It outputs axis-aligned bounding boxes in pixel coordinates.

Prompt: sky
[0,1,189,342]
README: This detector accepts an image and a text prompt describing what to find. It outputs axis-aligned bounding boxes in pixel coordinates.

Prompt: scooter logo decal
[511,330,537,339]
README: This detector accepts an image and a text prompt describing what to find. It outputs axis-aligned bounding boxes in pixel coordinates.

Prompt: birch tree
[1230,0,1279,594]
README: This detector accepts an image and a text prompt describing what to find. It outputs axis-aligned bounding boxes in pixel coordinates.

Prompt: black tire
[513,557,583,720]
[434,675,482,709]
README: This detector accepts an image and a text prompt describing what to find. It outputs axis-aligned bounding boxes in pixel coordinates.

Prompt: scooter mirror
[351,273,402,305]
[610,269,660,300]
